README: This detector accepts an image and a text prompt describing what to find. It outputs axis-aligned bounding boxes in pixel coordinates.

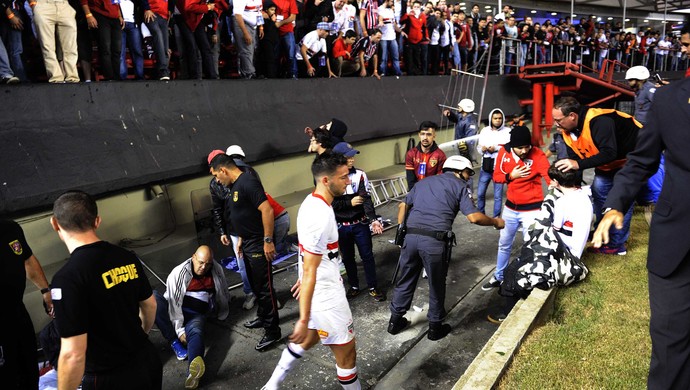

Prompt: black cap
[507,126,532,149]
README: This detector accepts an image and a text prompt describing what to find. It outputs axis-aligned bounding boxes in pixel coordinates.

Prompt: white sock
[336,364,361,390]
[263,343,304,389]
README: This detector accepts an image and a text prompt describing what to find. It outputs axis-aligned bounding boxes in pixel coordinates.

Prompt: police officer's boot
[387,315,410,335]
[427,322,451,341]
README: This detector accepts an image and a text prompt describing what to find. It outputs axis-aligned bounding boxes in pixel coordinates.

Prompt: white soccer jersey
[552,187,593,258]
[297,192,348,311]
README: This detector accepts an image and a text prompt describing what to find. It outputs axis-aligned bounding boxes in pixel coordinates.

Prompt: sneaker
[587,244,627,255]
[346,287,360,299]
[487,312,507,324]
[255,332,281,351]
[185,356,205,389]
[481,276,501,291]
[369,288,386,302]
[171,340,188,361]
[0,75,19,84]
[160,76,170,81]
[243,293,257,310]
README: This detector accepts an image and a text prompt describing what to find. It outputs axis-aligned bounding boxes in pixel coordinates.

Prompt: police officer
[388,156,505,340]
[625,65,659,125]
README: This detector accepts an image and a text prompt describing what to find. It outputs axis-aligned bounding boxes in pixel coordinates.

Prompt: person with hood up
[475,108,511,218]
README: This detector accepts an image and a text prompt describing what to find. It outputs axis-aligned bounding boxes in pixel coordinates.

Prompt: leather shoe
[255,332,281,351]
[387,316,410,335]
[427,322,451,341]
[244,318,263,329]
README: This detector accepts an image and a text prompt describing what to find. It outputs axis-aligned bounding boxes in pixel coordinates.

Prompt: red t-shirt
[271,0,298,36]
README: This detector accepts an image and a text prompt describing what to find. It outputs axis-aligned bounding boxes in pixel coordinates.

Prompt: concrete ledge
[452,287,557,390]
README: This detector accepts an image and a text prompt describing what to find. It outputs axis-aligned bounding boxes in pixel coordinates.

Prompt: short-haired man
[352,28,382,79]
[483,126,550,291]
[389,156,504,340]
[262,151,362,389]
[154,245,229,389]
[209,155,282,351]
[1,219,53,388]
[50,191,161,389]
[297,22,336,78]
[552,96,641,255]
[405,121,447,190]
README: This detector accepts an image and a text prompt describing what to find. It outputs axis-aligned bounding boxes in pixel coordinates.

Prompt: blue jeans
[273,212,290,256]
[520,43,528,67]
[120,21,144,80]
[280,32,297,78]
[495,206,539,280]
[231,234,252,295]
[154,291,206,366]
[592,174,633,248]
[0,30,14,77]
[477,169,503,218]
[0,23,26,80]
[379,39,401,76]
[339,222,378,289]
[452,42,460,68]
[505,51,514,74]
[145,15,170,78]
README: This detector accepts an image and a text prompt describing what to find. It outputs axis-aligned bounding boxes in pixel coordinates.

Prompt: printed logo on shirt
[429,158,439,167]
[233,191,239,202]
[318,329,329,339]
[8,240,23,255]
[347,321,354,334]
[51,288,62,301]
[102,263,139,289]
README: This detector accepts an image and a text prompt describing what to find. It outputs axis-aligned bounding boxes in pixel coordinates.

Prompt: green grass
[498,209,651,390]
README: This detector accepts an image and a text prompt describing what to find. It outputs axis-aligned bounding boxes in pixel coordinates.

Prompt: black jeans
[93,12,122,80]
[405,42,421,75]
[0,305,38,389]
[243,238,280,334]
[177,20,217,79]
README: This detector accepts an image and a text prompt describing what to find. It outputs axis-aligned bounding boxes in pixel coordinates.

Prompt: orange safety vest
[562,108,642,172]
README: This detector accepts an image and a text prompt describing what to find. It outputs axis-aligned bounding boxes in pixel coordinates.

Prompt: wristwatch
[264,237,274,244]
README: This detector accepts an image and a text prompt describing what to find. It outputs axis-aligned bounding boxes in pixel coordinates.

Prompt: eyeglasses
[553,113,571,125]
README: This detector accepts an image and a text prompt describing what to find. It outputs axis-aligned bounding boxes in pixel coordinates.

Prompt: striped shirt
[359,0,379,31]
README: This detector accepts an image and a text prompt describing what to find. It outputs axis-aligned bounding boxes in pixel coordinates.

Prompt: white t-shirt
[332,3,356,35]
[233,0,263,27]
[297,192,348,311]
[598,35,608,57]
[296,30,327,60]
[378,5,396,41]
[552,187,593,258]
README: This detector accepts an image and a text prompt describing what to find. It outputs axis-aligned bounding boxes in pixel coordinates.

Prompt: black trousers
[0,305,38,390]
[177,20,217,79]
[244,243,280,335]
[93,13,122,80]
[82,340,162,390]
[648,250,690,389]
[405,42,421,75]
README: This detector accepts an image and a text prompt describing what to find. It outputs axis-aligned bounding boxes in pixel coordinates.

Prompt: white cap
[458,98,475,113]
[226,145,245,157]
[443,155,474,173]
[625,66,650,81]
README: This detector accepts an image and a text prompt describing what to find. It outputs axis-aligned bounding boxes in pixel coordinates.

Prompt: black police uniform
[0,220,39,389]
[390,172,479,323]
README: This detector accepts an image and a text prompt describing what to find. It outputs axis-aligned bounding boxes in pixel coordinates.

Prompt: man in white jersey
[262,151,361,390]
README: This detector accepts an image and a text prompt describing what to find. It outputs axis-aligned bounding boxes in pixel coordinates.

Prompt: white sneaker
[243,294,257,310]
[185,356,205,389]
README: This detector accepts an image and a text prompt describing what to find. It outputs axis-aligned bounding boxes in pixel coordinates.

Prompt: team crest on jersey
[348,322,354,334]
[233,191,238,202]
[9,240,23,255]
[429,158,438,167]
[318,329,329,339]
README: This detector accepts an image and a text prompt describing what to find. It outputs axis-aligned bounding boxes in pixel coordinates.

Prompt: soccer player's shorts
[309,302,355,345]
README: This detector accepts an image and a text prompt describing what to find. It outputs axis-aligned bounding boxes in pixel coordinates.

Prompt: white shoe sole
[185,356,205,389]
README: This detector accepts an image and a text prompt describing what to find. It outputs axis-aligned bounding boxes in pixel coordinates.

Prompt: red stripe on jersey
[564,221,574,228]
[327,242,339,250]
[338,373,358,381]
[311,191,332,206]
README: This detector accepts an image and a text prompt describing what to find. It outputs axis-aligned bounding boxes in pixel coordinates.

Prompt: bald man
[154,245,230,389]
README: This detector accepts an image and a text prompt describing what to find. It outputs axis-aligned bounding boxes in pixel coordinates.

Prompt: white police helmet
[443,155,474,174]
[625,66,650,81]
[458,98,475,113]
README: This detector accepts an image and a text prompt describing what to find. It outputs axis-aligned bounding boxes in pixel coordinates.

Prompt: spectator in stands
[297,22,336,77]
[273,0,299,79]
[1,219,53,388]
[378,0,402,77]
[533,22,546,65]
[405,120,447,190]
[257,2,280,78]
[31,0,79,82]
[503,15,517,73]
[82,0,123,80]
[331,29,359,76]
[233,0,263,79]
[439,10,453,74]
[119,0,144,80]
[428,8,442,75]
[494,4,511,22]
[0,30,18,84]
[518,16,533,67]
[656,34,671,71]
[302,0,334,37]
[474,16,489,71]
[153,245,229,389]
[456,10,472,72]
[400,0,426,75]
[0,0,27,81]
[332,142,386,302]
[331,0,357,38]
[177,0,223,80]
[483,126,550,291]
[352,27,381,79]
[143,0,172,80]
[358,0,376,37]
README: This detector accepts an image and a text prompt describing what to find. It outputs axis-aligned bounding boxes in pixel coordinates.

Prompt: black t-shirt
[1,219,33,313]
[51,241,152,374]
[229,172,268,252]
